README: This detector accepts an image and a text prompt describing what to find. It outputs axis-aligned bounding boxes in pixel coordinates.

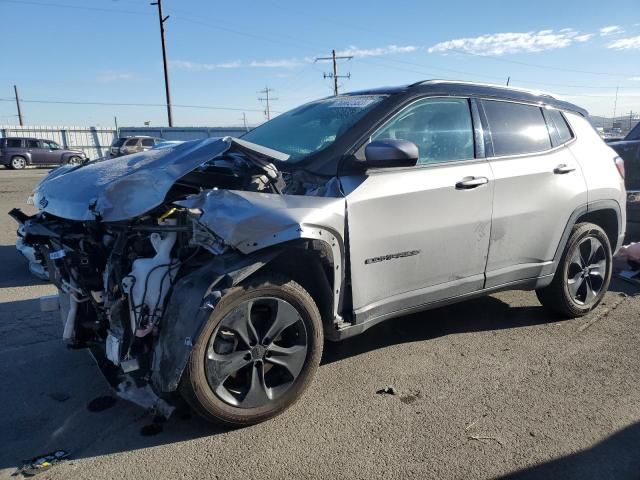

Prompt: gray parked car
[11,80,626,427]
[0,137,86,169]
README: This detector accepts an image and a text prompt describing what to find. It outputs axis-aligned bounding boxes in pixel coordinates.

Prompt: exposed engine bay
[11,137,347,416]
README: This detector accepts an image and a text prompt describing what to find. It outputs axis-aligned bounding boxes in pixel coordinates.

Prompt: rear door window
[372,97,475,164]
[482,100,551,156]
[124,138,139,146]
[26,139,40,149]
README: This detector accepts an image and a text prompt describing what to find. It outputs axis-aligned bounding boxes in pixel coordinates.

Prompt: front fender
[176,188,346,320]
[151,247,283,393]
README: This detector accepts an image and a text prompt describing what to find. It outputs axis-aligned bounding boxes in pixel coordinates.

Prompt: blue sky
[0,0,639,127]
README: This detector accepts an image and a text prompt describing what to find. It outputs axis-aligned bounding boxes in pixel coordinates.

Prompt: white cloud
[574,34,594,42]
[171,58,302,70]
[96,72,135,83]
[629,76,640,81]
[335,44,418,58]
[172,44,416,72]
[607,35,640,50]
[428,29,593,56]
[170,60,241,70]
[599,25,625,36]
[248,59,303,68]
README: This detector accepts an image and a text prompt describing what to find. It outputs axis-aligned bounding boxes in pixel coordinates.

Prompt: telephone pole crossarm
[315,49,353,96]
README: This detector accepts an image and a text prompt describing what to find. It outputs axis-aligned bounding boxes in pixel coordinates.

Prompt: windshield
[242,95,386,162]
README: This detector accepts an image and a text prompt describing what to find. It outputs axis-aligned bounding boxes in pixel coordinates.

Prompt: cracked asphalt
[1,168,639,480]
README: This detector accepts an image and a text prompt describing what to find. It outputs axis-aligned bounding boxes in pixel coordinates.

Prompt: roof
[346,79,588,117]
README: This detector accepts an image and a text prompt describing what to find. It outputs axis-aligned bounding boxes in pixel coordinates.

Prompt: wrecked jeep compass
[12,81,627,426]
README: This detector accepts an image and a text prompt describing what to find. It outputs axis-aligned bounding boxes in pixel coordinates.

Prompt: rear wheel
[536,222,612,317]
[10,156,26,170]
[180,274,323,427]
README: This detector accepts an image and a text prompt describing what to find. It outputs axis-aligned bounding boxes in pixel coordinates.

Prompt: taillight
[614,156,625,179]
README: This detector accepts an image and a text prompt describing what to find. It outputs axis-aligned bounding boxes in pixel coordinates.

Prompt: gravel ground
[0,168,639,480]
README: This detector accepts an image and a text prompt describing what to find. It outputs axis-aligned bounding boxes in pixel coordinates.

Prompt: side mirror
[363,139,418,168]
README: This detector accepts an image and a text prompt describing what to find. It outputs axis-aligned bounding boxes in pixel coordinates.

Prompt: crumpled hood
[33,138,231,222]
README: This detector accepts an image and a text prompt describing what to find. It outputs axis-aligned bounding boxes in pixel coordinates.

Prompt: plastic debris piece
[376,386,397,396]
[17,450,69,477]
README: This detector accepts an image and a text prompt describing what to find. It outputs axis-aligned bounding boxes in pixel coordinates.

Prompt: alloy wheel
[566,236,607,305]
[205,297,308,408]
[11,157,26,169]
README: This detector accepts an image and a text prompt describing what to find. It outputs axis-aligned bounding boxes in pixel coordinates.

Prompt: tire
[180,273,323,427]
[536,222,612,317]
[67,156,82,166]
[10,156,26,170]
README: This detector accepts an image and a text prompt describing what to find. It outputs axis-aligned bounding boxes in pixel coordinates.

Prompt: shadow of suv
[0,137,86,169]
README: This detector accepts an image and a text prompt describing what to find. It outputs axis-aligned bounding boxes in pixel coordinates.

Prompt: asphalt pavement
[1,167,639,480]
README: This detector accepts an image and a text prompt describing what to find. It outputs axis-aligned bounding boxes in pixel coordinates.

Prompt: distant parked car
[608,123,640,241]
[0,137,87,169]
[109,136,163,157]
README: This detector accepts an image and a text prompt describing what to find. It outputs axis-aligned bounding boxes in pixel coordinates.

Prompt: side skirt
[327,274,553,341]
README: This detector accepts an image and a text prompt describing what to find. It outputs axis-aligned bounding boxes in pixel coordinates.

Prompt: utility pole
[612,86,619,130]
[506,76,510,86]
[151,0,173,127]
[241,112,248,132]
[13,85,23,126]
[315,49,353,95]
[258,87,277,121]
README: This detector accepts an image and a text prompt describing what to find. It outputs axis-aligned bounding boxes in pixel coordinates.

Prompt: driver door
[344,97,494,322]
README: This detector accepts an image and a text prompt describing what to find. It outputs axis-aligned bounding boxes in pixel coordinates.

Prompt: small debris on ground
[16,450,69,477]
[86,395,117,412]
[468,434,504,447]
[48,392,71,402]
[376,386,397,396]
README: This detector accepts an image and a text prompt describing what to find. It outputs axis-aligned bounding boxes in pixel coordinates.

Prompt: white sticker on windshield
[326,96,382,109]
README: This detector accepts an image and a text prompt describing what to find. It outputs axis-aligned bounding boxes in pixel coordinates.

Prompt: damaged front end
[11,136,346,418]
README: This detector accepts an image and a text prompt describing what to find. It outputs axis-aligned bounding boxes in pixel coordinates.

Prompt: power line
[0,98,275,112]
[0,0,151,16]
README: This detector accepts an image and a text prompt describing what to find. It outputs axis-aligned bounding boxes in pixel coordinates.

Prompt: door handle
[554,164,576,174]
[455,176,489,190]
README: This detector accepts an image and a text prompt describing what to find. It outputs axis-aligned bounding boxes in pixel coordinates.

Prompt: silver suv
[12,81,626,427]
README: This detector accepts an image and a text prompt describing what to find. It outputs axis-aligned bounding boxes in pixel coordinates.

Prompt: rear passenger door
[481,100,587,287]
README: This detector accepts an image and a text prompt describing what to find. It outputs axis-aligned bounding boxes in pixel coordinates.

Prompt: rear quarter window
[483,100,552,156]
[6,138,23,148]
[544,109,574,146]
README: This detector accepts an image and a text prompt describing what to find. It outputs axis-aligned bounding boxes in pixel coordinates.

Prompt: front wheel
[180,274,323,427]
[536,222,612,317]
[67,156,83,166]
